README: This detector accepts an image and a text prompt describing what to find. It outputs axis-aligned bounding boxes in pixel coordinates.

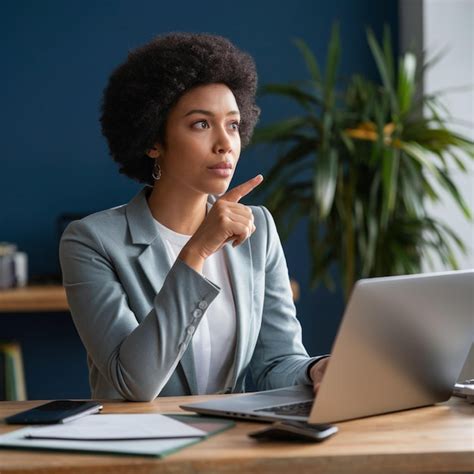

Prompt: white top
[153,215,237,394]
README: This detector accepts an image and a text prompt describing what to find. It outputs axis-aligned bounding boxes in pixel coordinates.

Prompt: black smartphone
[5,400,103,425]
[248,420,338,442]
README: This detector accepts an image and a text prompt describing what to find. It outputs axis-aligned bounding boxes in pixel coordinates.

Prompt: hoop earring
[152,161,162,181]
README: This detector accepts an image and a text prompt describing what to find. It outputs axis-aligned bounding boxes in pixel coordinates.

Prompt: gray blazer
[59,187,321,401]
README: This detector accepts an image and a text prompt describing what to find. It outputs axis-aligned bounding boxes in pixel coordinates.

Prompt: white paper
[22,414,206,440]
[0,427,198,457]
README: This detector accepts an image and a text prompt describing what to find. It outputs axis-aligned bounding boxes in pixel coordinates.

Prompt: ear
[146,143,163,159]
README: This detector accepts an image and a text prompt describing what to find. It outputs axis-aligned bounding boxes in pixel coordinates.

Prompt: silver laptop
[181,270,474,424]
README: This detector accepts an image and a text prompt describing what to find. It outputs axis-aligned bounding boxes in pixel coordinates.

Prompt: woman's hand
[179,175,263,273]
[310,357,330,395]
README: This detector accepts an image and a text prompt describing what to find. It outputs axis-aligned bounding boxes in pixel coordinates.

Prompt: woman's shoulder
[249,205,275,230]
[247,205,281,248]
[61,203,129,245]
[64,187,150,239]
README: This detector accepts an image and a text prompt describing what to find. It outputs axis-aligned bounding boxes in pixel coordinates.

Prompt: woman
[60,33,328,401]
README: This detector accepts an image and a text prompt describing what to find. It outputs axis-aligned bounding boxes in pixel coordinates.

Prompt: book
[0,351,5,400]
[0,342,27,401]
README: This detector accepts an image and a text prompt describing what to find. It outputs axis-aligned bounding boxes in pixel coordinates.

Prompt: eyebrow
[183,109,240,117]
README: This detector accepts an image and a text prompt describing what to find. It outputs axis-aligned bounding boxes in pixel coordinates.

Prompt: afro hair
[100,32,260,185]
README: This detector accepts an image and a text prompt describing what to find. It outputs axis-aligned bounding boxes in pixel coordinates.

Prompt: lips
[208,162,233,170]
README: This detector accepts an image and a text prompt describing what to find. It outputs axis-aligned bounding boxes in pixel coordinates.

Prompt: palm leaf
[293,38,322,85]
[367,28,398,114]
[324,23,340,108]
[435,167,473,219]
[399,141,440,177]
[251,117,310,144]
[259,83,323,110]
[397,52,417,115]
[380,147,400,226]
[256,138,318,193]
[313,149,338,218]
[382,25,394,85]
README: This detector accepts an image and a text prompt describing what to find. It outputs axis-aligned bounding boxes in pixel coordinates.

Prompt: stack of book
[0,341,27,401]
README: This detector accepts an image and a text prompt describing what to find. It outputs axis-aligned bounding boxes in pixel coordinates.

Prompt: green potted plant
[252,25,474,300]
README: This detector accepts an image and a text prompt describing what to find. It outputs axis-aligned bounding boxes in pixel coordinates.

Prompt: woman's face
[151,83,242,197]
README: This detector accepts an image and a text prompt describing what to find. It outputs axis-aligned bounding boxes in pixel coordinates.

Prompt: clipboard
[0,414,235,458]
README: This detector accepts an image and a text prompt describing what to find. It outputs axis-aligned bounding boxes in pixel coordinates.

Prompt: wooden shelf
[0,279,299,312]
[0,285,68,312]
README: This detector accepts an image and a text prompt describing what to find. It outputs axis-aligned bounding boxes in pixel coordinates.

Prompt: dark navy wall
[1,0,398,398]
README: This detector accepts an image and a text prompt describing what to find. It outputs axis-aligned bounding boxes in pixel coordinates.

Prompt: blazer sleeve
[249,206,324,389]
[59,219,220,401]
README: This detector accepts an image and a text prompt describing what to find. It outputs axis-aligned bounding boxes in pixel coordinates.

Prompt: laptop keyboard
[257,400,313,417]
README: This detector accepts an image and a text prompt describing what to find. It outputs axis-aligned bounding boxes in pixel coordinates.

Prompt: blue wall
[1,0,398,399]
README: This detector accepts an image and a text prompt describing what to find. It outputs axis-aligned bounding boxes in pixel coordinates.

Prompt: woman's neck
[147,180,208,236]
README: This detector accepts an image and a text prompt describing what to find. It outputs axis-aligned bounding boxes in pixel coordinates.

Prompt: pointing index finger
[221,175,264,203]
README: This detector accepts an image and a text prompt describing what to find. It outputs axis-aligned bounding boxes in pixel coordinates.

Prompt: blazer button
[192,308,203,319]
[198,300,208,310]
[187,326,196,335]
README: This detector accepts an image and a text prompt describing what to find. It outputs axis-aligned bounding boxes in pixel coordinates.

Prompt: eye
[192,120,210,129]
[229,121,240,131]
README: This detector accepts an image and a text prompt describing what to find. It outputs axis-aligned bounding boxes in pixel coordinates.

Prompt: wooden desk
[0,285,68,312]
[0,396,472,473]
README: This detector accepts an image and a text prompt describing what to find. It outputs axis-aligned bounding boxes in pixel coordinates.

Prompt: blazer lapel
[126,188,172,294]
[223,238,254,390]
[125,187,198,394]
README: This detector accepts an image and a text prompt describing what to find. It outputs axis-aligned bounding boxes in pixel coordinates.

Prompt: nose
[213,127,233,155]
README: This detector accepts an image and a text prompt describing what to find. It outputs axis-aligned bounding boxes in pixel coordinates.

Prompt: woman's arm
[249,206,326,390]
[60,219,220,401]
